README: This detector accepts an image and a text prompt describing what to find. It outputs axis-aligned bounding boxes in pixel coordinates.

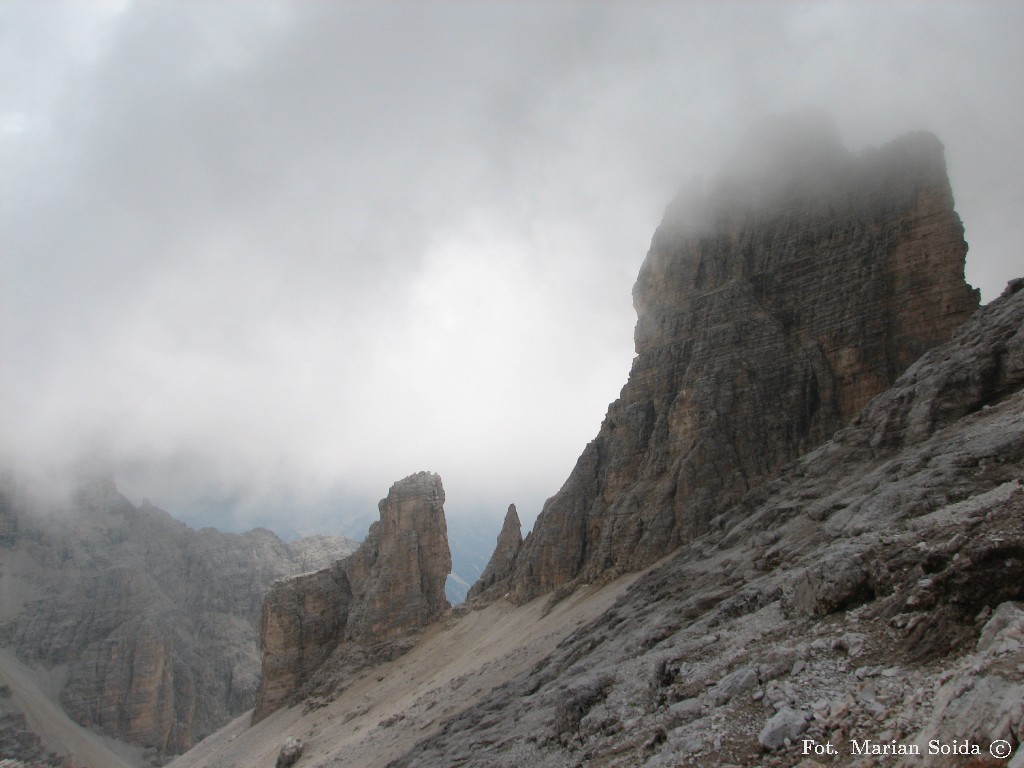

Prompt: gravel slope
[0,647,139,768]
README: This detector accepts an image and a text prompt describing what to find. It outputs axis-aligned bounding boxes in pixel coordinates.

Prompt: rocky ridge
[59,124,1024,767]
[504,124,979,603]
[389,278,1024,767]
[252,471,451,723]
[0,475,356,760]
[167,277,1024,768]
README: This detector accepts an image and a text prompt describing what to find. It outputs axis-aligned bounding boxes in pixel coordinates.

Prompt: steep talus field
[166,125,1022,768]
[167,280,1023,768]
[389,278,1024,768]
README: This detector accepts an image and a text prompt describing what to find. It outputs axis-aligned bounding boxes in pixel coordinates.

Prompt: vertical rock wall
[250,563,352,726]
[504,126,979,603]
[345,472,451,645]
[253,472,451,722]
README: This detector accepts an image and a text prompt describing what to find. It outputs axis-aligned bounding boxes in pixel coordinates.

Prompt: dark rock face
[466,504,522,603]
[253,472,451,722]
[505,126,979,603]
[275,735,304,768]
[391,279,1024,768]
[0,476,355,756]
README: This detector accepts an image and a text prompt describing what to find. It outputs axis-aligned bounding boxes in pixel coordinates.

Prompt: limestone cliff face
[0,476,356,756]
[252,472,451,722]
[505,125,979,603]
[345,472,451,644]
[466,504,522,603]
[388,280,1024,768]
[252,563,352,728]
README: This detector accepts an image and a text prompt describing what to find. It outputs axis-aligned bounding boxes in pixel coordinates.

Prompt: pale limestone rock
[710,665,759,706]
[759,707,808,750]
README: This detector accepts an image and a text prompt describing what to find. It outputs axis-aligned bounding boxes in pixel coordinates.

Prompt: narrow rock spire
[467,503,523,603]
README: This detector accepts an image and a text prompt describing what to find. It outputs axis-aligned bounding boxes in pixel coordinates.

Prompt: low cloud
[3,1,1022,534]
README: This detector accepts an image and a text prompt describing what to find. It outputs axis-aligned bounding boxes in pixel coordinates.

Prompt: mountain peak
[498,127,978,604]
[252,471,451,722]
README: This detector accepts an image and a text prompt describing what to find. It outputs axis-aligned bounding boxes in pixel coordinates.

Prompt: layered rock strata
[0,475,356,757]
[390,277,1024,768]
[172,278,1024,768]
[345,472,451,644]
[501,123,979,603]
[252,471,451,722]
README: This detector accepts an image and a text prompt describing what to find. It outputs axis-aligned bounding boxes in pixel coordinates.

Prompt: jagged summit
[347,471,451,644]
[491,126,978,604]
[466,503,523,603]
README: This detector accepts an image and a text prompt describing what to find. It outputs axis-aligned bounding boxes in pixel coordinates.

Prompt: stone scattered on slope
[759,707,809,750]
[275,735,304,768]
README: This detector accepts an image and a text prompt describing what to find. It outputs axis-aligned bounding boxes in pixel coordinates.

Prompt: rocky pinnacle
[253,471,451,722]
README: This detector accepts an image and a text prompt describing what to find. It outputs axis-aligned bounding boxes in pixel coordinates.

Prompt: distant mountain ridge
[0,473,356,759]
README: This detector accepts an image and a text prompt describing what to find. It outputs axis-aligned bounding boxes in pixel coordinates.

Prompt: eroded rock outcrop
[503,121,979,603]
[0,474,356,756]
[466,504,522,603]
[162,118,1022,766]
[345,472,451,644]
[388,278,1024,768]
[251,563,352,728]
[252,471,451,722]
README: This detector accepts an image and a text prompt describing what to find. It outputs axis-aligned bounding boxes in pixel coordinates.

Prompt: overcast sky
[3,1,1022,538]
